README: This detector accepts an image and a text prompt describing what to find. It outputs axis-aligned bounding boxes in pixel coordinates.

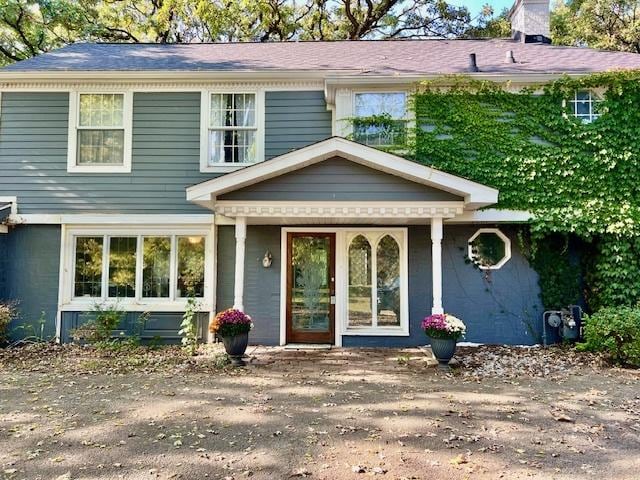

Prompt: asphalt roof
[3,39,640,75]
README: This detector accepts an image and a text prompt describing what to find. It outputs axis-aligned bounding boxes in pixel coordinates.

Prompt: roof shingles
[3,39,640,75]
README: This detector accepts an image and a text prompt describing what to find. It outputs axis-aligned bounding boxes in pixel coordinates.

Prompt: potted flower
[209,309,253,366]
[421,313,466,370]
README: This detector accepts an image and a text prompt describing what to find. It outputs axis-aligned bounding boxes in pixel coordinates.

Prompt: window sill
[67,164,131,174]
[200,162,262,174]
[342,327,409,336]
[61,301,211,313]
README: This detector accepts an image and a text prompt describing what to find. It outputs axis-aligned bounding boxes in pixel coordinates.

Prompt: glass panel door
[286,233,335,344]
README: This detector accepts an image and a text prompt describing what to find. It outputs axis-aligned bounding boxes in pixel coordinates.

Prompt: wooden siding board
[264,90,332,159]
[219,157,463,202]
[1,90,333,213]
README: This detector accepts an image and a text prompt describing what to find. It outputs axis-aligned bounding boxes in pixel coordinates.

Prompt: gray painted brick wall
[216,225,281,345]
[217,225,543,347]
[0,90,332,214]
[2,225,60,340]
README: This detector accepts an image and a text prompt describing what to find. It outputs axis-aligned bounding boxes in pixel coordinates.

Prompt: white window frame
[351,90,410,146]
[67,90,134,173]
[344,230,409,335]
[565,89,601,124]
[200,89,266,173]
[279,227,409,346]
[468,228,512,270]
[60,225,214,312]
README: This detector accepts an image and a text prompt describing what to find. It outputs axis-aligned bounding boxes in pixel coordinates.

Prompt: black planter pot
[221,332,249,366]
[428,336,457,371]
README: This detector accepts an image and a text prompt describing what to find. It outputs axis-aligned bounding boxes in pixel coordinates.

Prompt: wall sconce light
[262,250,273,268]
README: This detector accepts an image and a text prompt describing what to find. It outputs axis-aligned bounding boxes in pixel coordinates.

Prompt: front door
[286,232,335,344]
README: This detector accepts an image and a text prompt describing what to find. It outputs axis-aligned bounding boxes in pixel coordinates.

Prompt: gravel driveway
[0,344,639,480]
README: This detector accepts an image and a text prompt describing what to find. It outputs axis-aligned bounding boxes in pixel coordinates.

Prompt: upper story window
[353,92,407,146]
[200,90,265,173]
[67,91,133,173]
[567,90,601,124]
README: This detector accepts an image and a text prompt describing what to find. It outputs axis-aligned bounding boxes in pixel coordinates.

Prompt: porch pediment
[186,137,498,222]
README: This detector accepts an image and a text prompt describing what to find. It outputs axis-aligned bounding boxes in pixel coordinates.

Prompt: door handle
[330,295,336,305]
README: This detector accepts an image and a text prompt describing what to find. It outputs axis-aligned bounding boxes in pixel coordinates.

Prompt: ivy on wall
[399,72,640,310]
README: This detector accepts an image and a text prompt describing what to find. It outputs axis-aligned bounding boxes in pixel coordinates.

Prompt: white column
[233,217,247,312]
[431,217,444,315]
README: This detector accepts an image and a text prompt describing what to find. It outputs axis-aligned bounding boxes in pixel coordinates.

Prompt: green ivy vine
[388,71,640,311]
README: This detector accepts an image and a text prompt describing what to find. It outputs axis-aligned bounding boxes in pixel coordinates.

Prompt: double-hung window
[353,92,407,146]
[201,91,265,172]
[66,228,209,308]
[68,92,133,173]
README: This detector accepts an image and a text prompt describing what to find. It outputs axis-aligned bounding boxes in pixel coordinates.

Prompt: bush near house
[0,301,18,345]
[71,302,125,344]
[578,306,640,367]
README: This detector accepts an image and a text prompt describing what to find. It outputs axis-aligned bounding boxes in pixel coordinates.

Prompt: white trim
[0,226,7,234]
[213,201,464,220]
[445,209,533,223]
[199,89,265,173]
[431,218,444,315]
[233,217,247,311]
[187,137,498,209]
[60,224,214,312]
[66,90,133,173]
[8,213,215,225]
[279,227,410,346]
[468,227,512,270]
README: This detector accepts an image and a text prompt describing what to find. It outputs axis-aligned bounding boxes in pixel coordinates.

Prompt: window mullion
[371,235,378,329]
[101,235,109,301]
[135,236,143,301]
[169,235,177,302]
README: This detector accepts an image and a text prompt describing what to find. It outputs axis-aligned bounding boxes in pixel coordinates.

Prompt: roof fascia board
[186,137,498,208]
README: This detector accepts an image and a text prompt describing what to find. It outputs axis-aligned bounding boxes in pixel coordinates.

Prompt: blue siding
[219,157,462,202]
[265,91,332,159]
[0,90,332,214]
[1,225,60,340]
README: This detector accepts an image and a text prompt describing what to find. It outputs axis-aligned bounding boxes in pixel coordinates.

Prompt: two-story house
[2,0,640,347]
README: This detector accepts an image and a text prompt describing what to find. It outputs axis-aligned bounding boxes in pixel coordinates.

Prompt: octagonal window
[468,228,511,270]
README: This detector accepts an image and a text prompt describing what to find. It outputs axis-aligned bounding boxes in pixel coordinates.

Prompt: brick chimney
[507,0,551,43]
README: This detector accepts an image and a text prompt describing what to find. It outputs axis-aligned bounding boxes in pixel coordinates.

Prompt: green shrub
[71,302,125,344]
[577,306,640,366]
[0,301,18,344]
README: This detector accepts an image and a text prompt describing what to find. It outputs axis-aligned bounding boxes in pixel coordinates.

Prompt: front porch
[185,137,532,347]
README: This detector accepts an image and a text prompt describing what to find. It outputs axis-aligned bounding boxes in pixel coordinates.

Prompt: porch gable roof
[186,137,498,210]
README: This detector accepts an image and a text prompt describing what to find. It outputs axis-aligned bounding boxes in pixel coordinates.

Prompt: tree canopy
[1,0,504,65]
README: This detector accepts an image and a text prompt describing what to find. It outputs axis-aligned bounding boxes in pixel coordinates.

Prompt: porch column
[431,217,444,315]
[233,217,247,312]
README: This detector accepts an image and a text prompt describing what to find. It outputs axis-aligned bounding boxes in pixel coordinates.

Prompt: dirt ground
[0,344,639,480]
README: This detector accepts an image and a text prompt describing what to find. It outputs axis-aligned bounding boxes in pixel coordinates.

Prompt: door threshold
[284,343,333,351]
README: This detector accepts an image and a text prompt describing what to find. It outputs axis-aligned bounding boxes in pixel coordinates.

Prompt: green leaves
[411,72,640,310]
